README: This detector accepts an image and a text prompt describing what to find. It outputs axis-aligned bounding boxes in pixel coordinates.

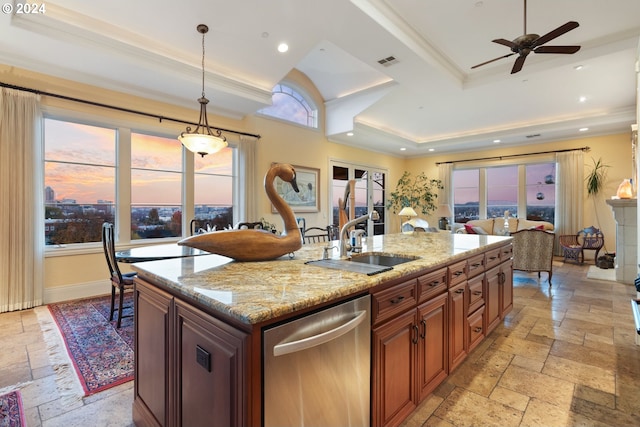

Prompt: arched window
[258,83,318,128]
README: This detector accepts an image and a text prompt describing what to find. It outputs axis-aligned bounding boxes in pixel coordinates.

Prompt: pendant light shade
[179,24,227,157]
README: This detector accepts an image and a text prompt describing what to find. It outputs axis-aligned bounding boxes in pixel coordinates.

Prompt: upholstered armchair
[511,229,555,285]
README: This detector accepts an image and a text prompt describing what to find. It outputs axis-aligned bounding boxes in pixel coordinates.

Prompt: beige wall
[2,64,632,300]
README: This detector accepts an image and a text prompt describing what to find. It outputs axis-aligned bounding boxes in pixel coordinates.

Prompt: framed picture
[272,164,320,212]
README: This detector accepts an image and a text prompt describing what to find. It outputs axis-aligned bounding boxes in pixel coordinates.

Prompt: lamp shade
[434,204,453,217]
[398,206,418,217]
[617,178,633,199]
[179,133,228,157]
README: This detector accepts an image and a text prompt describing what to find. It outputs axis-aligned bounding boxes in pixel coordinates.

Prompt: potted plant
[585,157,609,197]
[386,171,442,216]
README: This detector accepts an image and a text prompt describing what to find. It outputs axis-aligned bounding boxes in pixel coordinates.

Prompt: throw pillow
[472,226,488,235]
[464,224,477,234]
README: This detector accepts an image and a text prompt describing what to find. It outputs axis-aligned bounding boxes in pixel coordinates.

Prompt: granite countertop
[131,232,511,325]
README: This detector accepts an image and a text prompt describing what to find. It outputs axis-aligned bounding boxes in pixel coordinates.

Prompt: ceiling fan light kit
[472,0,581,74]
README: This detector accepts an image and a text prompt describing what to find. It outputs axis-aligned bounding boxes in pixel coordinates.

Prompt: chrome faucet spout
[339,211,380,258]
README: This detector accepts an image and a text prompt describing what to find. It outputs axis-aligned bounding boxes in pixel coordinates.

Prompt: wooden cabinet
[133,279,249,427]
[372,309,417,427]
[372,268,448,427]
[448,281,467,371]
[417,292,448,400]
[484,256,513,336]
[134,280,172,427]
[175,300,247,427]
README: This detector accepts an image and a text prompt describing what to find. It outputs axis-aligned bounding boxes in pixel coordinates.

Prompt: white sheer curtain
[236,134,258,222]
[0,88,43,312]
[555,150,584,254]
[438,163,453,206]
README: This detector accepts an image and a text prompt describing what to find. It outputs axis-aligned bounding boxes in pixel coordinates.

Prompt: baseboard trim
[44,280,111,304]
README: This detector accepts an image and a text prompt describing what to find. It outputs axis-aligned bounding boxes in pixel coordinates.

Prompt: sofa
[454,218,554,235]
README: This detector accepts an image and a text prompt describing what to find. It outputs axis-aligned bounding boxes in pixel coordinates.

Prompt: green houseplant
[386,171,442,216]
[585,157,609,197]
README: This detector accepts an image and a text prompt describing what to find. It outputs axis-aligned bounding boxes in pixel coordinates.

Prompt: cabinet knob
[412,324,419,344]
[455,288,464,294]
[420,319,426,339]
[430,280,440,287]
[473,290,482,296]
[474,326,482,333]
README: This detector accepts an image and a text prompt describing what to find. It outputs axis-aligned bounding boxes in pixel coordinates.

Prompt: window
[43,116,237,247]
[487,166,517,218]
[453,169,479,221]
[194,147,235,230]
[526,163,555,222]
[44,118,116,245]
[131,132,183,240]
[258,83,318,128]
[452,162,556,224]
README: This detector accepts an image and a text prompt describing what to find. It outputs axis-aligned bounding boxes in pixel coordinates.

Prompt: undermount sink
[349,253,418,267]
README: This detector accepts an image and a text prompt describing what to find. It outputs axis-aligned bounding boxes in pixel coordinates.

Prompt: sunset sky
[45,118,554,210]
[44,118,233,205]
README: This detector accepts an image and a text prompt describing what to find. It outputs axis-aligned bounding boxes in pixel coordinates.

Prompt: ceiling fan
[471,0,581,74]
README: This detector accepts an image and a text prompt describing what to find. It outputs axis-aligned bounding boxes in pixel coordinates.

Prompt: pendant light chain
[201,29,206,99]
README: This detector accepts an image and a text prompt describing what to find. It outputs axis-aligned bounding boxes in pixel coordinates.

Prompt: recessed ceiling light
[277,43,289,53]
[579,96,587,103]
[400,147,407,151]
[493,139,501,143]
[346,132,354,136]
[428,148,435,152]
[574,65,583,71]
[579,127,589,132]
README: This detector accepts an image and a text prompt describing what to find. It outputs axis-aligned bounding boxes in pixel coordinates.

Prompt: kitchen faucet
[339,210,380,258]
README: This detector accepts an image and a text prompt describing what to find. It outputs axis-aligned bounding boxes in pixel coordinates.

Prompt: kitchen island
[131,232,513,427]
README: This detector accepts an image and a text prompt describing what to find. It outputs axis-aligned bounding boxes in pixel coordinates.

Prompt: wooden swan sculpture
[178,163,302,261]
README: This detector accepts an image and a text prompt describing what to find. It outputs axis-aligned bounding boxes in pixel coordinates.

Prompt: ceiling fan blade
[534,45,581,54]
[471,53,516,69]
[511,55,527,74]
[532,21,579,48]
[492,38,517,49]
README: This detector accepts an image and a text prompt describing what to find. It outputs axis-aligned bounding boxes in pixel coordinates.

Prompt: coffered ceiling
[1,0,639,156]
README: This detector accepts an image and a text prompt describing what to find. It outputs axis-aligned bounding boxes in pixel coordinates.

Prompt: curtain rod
[0,82,261,139]
[435,146,590,165]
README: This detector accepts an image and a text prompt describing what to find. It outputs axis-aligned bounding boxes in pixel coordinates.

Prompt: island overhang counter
[131,232,514,427]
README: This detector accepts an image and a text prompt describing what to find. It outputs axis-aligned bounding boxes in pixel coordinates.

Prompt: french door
[330,161,387,236]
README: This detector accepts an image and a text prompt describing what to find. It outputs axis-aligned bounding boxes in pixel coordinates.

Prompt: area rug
[47,293,134,396]
[586,265,617,282]
[0,390,26,427]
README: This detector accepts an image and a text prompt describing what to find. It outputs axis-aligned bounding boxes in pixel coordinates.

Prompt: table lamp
[435,204,453,230]
[398,206,418,233]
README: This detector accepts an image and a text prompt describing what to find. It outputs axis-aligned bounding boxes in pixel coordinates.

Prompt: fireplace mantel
[606,198,637,284]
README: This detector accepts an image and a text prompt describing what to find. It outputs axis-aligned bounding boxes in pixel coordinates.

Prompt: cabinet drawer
[447,260,467,287]
[500,244,513,261]
[467,308,485,352]
[467,275,484,314]
[485,248,501,269]
[417,268,447,303]
[372,279,417,325]
[467,254,485,278]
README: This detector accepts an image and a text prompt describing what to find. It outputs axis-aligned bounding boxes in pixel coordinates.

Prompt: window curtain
[438,162,453,206]
[0,88,43,312]
[555,150,584,255]
[237,134,258,222]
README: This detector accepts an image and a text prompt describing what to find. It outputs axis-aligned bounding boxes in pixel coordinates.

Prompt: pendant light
[178,24,227,157]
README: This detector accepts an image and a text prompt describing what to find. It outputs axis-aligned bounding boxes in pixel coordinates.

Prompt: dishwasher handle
[273,310,367,357]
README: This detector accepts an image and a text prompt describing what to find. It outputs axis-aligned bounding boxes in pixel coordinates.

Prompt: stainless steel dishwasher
[263,294,370,427]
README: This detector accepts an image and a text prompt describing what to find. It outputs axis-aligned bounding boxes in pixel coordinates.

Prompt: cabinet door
[372,309,417,427]
[175,300,248,427]
[484,266,501,335]
[501,258,514,318]
[417,293,448,400]
[448,281,467,372]
[134,280,173,427]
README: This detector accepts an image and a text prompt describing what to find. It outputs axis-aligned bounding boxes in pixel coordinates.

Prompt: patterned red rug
[0,390,26,427]
[47,293,134,396]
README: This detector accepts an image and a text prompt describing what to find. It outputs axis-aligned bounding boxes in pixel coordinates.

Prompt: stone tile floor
[0,259,638,426]
[402,260,640,427]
